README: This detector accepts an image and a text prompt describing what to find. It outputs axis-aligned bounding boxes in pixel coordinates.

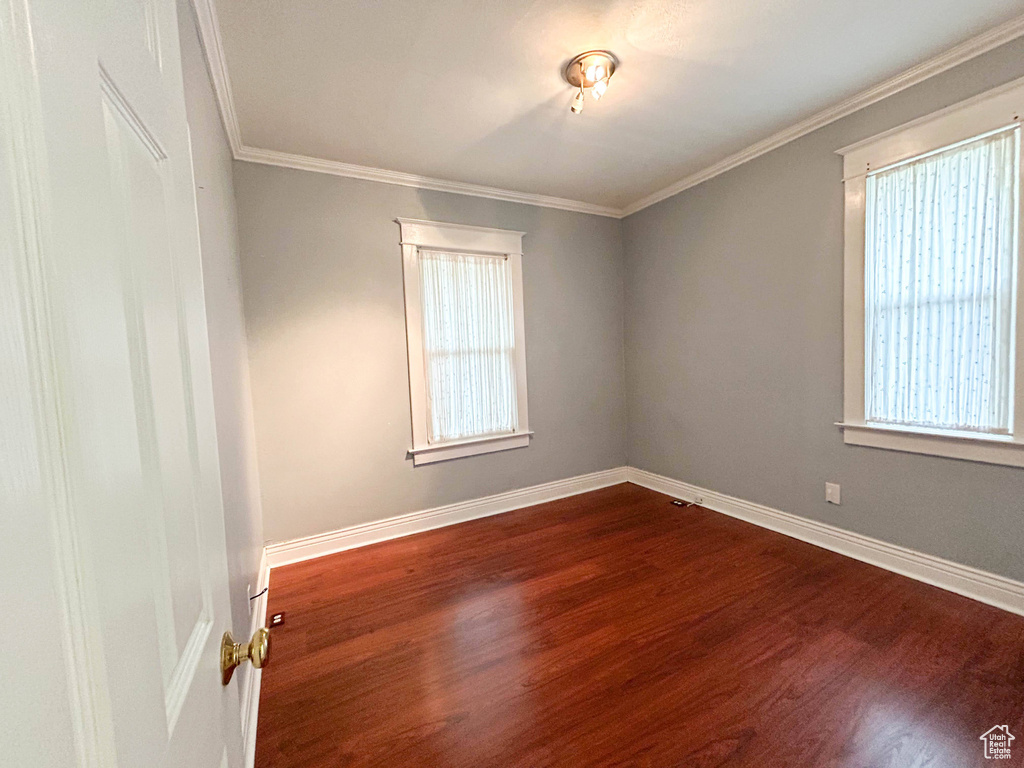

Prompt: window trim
[837,76,1024,468]
[397,218,531,465]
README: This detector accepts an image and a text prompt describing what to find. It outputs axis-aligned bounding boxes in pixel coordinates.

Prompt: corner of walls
[614,215,629,469]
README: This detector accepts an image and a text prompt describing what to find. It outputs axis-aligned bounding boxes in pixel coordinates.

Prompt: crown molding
[620,13,1024,217]
[190,0,1024,220]
[234,145,623,218]
[187,0,621,218]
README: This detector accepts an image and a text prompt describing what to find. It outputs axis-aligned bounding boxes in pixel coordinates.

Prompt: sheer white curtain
[419,249,519,443]
[865,127,1019,433]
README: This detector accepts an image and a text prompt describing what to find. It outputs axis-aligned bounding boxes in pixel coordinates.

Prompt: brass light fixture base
[564,50,619,88]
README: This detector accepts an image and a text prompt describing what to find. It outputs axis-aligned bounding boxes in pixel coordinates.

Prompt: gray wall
[623,37,1024,583]
[233,164,626,543]
[178,2,265,646]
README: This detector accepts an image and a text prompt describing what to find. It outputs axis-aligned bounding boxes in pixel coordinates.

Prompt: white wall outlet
[825,482,841,505]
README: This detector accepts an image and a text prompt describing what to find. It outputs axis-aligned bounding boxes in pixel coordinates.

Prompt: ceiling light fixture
[564,50,618,114]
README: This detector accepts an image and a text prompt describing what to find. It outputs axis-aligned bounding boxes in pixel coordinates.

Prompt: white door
[1,0,243,765]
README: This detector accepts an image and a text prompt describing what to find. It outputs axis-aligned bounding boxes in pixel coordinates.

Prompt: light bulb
[586,64,605,82]
[592,78,608,100]
[570,87,584,114]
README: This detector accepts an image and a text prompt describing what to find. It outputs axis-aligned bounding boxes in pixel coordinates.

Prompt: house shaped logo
[980,725,1015,759]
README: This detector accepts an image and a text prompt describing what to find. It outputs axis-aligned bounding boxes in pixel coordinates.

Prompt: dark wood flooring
[256,483,1024,767]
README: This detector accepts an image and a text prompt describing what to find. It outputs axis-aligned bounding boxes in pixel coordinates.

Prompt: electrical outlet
[825,482,841,505]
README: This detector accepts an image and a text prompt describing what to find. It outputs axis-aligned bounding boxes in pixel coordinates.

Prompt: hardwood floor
[255,483,1024,767]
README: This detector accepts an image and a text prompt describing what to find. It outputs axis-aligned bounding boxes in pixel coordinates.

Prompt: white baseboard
[241,548,270,768]
[627,466,1024,617]
[264,466,630,569]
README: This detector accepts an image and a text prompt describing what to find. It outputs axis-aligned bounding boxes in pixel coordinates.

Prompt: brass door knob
[220,627,271,685]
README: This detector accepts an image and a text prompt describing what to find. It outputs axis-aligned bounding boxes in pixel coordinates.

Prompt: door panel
[101,77,214,729]
[2,0,244,764]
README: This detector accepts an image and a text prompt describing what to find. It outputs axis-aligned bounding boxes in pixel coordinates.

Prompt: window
[839,79,1024,467]
[398,218,531,464]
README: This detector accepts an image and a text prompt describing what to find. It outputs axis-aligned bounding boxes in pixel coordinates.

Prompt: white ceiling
[211,0,1024,211]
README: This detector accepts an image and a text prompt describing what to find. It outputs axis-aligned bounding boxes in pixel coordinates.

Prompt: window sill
[836,422,1024,468]
[409,431,533,466]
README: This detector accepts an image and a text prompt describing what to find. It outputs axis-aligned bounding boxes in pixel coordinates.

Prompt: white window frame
[398,218,531,465]
[837,76,1024,468]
